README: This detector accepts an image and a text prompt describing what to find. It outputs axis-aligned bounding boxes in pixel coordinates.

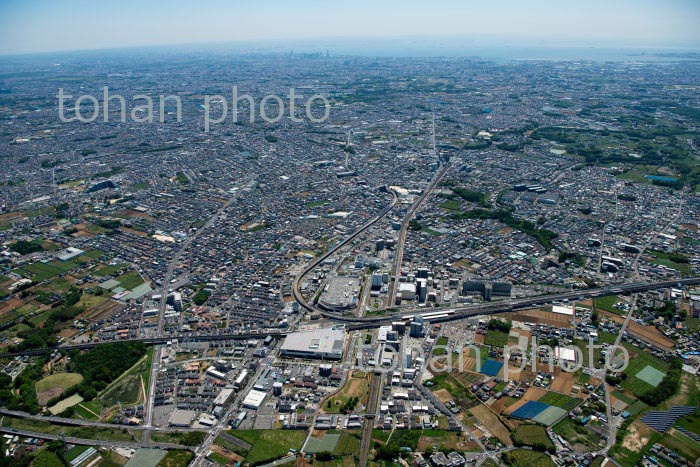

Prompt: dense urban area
[1,48,700,467]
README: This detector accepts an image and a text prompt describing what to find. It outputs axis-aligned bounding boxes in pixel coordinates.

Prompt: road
[599,197,683,455]
[190,349,276,467]
[388,161,450,302]
[0,426,189,451]
[359,371,383,467]
[291,189,398,315]
[4,277,700,360]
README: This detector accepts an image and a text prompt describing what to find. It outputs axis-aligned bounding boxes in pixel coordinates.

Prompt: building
[57,247,85,262]
[280,327,345,360]
[242,389,267,410]
[398,282,416,300]
[410,317,426,338]
[168,409,196,427]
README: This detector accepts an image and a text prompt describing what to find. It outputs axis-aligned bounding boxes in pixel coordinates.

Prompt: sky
[1,0,699,55]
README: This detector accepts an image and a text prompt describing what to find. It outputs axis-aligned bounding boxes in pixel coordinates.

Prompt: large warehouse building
[280,327,346,360]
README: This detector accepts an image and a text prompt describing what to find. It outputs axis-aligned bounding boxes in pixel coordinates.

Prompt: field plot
[35,372,84,405]
[502,449,555,467]
[503,387,547,416]
[417,430,481,452]
[539,391,581,411]
[484,330,509,347]
[48,393,84,415]
[469,404,512,446]
[513,424,554,449]
[553,417,603,452]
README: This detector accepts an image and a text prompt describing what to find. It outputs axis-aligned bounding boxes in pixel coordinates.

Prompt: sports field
[35,372,84,405]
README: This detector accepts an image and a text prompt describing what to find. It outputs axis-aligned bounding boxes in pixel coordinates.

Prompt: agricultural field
[157,450,195,467]
[502,448,555,467]
[620,345,668,397]
[538,391,581,411]
[484,330,509,347]
[226,429,307,465]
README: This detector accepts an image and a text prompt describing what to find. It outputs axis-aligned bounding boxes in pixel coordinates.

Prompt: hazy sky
[1,0,699,55]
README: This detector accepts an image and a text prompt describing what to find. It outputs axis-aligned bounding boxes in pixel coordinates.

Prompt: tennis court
[533,405,567,426]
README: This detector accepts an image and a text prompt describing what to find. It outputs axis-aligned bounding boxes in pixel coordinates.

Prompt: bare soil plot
[0,298,24,319]
[550,368,575,394]
[599,311,674,351]
[470,404,513,446]
[434,388,453,403]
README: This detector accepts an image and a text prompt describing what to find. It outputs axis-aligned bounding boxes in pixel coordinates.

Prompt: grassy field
[440,199,462,211]
[594,295,623,314]
[35,372,84,405]
[116,270,145,290]
[433,336,449,356]
[649,250,692,275]
[333,431,361,455]
[226,429,307,465]
[484,330,509,347]
[157,450,195,467]
[502,449,555,467]
[513,424,554,448]
[620,345,668,397]
[32,450,64,467]
[552,416,603,451]
[325,371,369,413]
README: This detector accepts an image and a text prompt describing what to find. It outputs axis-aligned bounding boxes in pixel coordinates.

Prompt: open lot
[226,429,307,465]
[513,424,554,449]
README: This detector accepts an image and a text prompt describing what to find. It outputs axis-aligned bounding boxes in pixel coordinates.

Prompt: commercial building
[280,327,345,360]
[318,276,360,311]
[242,389,268,410]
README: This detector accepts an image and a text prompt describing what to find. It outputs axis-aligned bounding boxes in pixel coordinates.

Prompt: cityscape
[1,2,700,467]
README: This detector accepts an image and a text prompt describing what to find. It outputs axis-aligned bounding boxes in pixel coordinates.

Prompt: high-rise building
[410,317,425,338]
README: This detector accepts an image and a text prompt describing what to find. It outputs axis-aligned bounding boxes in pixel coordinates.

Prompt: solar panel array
[642,406,695,433]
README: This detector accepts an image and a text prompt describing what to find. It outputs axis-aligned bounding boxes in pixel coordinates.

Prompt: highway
[291,188,398,316]
[388,161,450,302]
